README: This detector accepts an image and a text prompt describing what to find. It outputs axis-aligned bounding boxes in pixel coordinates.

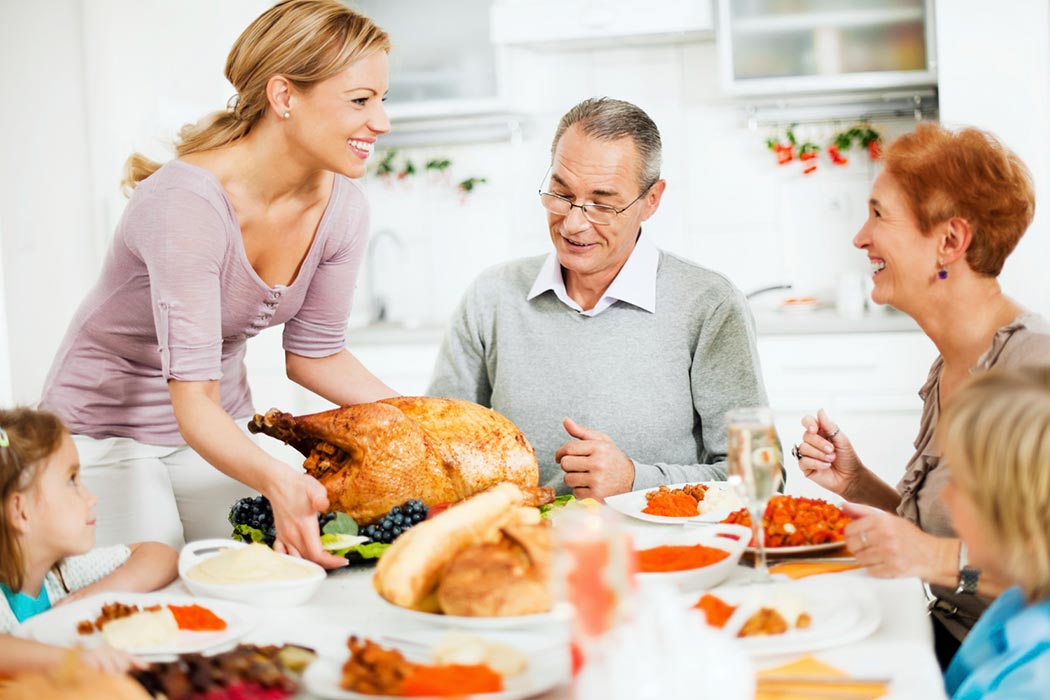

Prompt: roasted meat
[248,397,540,524]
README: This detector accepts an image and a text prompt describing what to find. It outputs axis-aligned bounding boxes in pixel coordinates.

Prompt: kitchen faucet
[745,283,793,300]
[364,228,405,324]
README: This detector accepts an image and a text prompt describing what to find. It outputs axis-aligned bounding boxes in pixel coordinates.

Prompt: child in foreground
[938,367,1050,699]
[0,407,178,675]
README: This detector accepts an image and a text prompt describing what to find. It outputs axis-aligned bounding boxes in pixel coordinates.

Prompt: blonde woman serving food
[40,0,396,568]
[792,123,1050,667]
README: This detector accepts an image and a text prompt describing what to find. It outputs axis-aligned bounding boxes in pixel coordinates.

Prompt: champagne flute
[726,406,783,580]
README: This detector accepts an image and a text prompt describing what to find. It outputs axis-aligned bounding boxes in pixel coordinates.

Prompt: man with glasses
[428,97,767,500]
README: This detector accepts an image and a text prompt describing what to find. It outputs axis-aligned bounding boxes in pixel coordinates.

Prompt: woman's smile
[347,137,375,160]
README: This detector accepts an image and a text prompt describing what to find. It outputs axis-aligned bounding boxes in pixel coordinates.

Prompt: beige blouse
[897,311,1050,639]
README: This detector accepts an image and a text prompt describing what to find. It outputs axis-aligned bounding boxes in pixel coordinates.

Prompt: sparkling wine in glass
[726,406,783,580]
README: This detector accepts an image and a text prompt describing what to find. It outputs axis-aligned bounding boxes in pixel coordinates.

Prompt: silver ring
[860,530,870,548]
[826,427,841,440]
[791,444,802,460]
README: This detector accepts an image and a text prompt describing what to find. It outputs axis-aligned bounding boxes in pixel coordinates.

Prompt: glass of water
[726,406,783,580]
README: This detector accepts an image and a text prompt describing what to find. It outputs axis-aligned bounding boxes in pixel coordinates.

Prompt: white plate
[303,630,569,700]
[379,597,572,632]
[604,482,743,525]
[748,540,848,556]
[690,575,881,657]
[15,592,254,657]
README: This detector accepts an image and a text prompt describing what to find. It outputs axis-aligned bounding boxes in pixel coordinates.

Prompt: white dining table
[161,516,949,700]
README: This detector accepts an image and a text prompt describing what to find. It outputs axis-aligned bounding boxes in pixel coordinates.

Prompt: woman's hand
[796,409,864,497]
[842,502,955,580]
[267,471,347,569]
[79,646,146,674]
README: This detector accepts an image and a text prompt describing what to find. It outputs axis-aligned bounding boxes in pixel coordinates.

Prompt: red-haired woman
[791,123,1050,667]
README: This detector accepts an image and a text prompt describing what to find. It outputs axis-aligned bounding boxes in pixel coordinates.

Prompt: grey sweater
[427,252,768,493]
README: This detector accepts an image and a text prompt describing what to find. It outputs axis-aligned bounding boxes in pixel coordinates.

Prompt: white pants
[73,422,260,549]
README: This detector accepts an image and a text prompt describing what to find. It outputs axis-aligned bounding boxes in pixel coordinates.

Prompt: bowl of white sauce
[178,539,326,607]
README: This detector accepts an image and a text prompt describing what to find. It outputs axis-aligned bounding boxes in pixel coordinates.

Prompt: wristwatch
[955,542,981,595]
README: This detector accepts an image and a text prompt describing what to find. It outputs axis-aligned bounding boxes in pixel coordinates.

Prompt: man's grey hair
[550,97,662,190]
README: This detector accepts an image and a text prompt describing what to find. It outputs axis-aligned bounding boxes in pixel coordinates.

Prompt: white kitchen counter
[752,308,919,335]
[342,308,919,347]
[346,321,448,346]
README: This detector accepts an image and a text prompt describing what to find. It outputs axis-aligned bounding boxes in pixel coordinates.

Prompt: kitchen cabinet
[759,331,938,502]
[349,0,505,120]
[717,0,937,95]
[490,0,713,48]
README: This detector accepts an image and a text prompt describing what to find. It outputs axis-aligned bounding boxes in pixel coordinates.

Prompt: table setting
[6,398,949,699]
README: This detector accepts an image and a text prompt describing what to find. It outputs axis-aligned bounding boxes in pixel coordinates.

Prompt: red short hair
[883,123,1035,277]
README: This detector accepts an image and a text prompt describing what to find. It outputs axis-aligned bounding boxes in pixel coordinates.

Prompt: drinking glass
[551,506,636,693]
[726,406,783,580]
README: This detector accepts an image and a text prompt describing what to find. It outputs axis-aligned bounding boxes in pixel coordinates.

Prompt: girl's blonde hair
[0,408,67,592]
[939,366,1050,600]
[121,0,390,193]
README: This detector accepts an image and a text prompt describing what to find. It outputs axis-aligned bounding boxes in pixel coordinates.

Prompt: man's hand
[555,418,635,501]
[269,472,347,569]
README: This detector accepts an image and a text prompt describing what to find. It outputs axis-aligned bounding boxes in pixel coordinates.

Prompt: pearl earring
[283,111,291,119]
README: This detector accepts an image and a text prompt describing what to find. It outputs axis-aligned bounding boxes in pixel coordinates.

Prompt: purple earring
[937,260,948,280]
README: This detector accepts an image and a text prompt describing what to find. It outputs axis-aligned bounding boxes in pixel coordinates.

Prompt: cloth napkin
[756,656,889,699]
[768,561,863,579]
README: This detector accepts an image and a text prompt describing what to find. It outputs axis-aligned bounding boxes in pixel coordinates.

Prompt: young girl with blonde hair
[0,407,177,675]
[938,367,1050,698]
[40,0,397,568]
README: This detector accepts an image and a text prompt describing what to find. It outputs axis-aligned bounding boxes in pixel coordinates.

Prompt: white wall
[0,0,96,403]
[936,0,1050,317]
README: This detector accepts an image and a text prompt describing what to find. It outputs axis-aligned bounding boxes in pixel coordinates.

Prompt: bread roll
[437,524,552,616]
[0,655,150,700]
[373,482,527,609]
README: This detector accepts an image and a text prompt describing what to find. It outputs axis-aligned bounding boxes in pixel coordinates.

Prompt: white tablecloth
[164,557,947,699]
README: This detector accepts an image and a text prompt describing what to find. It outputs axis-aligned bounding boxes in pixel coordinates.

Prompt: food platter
[377,597,572,632]
[15,592,253,657]
[302,629,569,700]
[689,575,881,657]
[603,481,743,525]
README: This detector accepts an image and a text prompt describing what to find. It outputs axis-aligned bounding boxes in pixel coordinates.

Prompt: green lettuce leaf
[335,541,390,559]
[232,523,267,544]
[539,494,575,518]
[322,512,358,537]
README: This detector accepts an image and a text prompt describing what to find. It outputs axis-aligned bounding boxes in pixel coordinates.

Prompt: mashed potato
[186,543,317,585]
[101,608,179,651]
[698,484,743,514]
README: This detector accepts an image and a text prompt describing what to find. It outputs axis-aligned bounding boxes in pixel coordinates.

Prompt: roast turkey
[247,397,540,524]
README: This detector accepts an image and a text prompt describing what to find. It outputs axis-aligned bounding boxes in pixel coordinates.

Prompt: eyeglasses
[538,167,655,226]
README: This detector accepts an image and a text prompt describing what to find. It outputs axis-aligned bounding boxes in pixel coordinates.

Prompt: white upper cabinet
[491,0,714,48]
[349,0,505,119]
[718,0,936,95]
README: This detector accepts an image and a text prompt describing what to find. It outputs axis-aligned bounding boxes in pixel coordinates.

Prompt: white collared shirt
[526,232,659,316]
